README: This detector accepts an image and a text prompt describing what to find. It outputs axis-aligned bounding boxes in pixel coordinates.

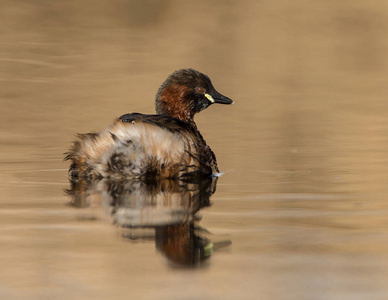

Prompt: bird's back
[66,113,218,180]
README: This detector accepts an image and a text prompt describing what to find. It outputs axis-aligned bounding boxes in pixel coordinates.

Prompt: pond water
[2,1,388,299]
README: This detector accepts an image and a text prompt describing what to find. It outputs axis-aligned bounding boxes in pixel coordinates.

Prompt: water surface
[1,1,388,299]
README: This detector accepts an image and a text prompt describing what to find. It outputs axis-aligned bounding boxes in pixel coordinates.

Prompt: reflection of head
[155,222,212,267]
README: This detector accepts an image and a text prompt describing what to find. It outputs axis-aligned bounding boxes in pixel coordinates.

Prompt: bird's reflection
[66,177,219,267]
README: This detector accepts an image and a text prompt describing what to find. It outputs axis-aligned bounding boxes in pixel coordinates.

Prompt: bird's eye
[196,87,205,94]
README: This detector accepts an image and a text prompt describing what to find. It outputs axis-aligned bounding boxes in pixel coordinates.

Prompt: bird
[65,68,233,181]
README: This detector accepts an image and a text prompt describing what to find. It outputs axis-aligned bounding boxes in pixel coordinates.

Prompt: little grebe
[65,68,233,180]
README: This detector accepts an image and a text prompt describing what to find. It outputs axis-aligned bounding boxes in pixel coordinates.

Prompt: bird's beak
[205,90,234,105]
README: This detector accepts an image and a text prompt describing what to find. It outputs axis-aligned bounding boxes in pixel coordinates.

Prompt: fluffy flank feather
[65,113,214,180]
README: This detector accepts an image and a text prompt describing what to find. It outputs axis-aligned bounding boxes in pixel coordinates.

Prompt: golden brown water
[2,1,388,299]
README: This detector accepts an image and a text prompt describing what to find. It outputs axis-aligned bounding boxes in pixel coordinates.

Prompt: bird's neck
[155,86,195,124]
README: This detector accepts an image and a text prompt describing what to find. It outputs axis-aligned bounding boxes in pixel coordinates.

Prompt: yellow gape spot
[205,93,215,103]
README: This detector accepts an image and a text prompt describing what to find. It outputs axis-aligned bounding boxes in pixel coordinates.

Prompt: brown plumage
[65,68,233,180]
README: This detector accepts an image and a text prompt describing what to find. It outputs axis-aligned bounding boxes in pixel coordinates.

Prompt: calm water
[2,1,388,299]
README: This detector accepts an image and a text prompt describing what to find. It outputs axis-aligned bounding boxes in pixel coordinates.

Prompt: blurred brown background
[1,1,388,299]
[2,1,388,194]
